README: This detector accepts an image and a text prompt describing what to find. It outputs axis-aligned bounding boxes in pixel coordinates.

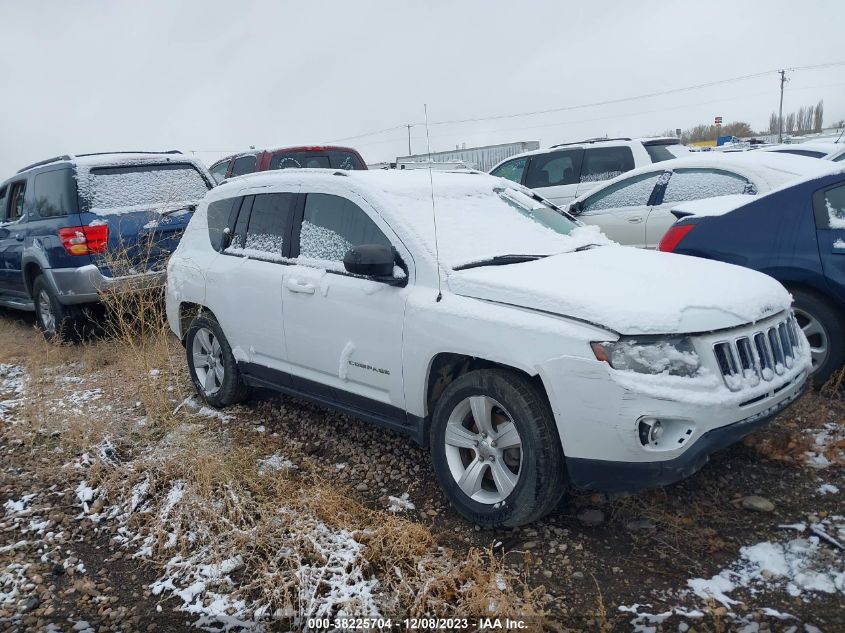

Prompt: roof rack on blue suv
[0,151,213,340]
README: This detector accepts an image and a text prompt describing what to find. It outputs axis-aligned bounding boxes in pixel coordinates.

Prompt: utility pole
[405,124,413,156]
[778,69,787,143]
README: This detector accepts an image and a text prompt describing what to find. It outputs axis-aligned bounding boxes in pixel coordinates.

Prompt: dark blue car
[659,169,845,385]
[0,151,213,338]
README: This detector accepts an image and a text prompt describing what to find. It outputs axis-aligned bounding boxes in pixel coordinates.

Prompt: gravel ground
[1,309,844,632]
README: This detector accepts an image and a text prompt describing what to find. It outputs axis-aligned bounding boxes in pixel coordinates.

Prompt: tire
[790,288,845,387]
[430,369,567,528]
[33,275,78,341]
[185,313,250,407]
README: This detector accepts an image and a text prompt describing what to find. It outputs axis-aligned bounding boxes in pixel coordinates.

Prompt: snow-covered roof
[574,151,841,202]
[210,168,605,269]
[760,142,845,158]
[16,151,205,175]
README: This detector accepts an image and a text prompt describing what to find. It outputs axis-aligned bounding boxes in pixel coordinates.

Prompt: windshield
[369,172,608,270]
[80,163,210,213]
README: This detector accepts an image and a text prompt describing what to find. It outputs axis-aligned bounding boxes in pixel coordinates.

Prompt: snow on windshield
[79,164,209,215]
[360,171,609,268]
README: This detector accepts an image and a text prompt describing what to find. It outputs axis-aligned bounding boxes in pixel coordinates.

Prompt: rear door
[813,181,845,304]
[645,168,754,248]
[575,145,635,198]
[77,162,211,277]
[205,189,298,371]
[0,179,29,294]
[523,149,584,206]
[576,171,664,247]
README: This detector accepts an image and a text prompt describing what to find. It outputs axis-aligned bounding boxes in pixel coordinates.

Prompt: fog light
[649,421,664,443]
[637,416,696,451]
[638,418,664,447]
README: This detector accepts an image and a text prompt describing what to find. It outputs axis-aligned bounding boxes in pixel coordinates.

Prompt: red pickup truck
[209,145,367,183]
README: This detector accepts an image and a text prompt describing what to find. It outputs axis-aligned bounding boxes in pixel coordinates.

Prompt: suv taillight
[58,225,109,256]
[658,224,695,252]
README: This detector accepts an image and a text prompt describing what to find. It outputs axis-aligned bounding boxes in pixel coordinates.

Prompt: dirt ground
[1,308,843,633]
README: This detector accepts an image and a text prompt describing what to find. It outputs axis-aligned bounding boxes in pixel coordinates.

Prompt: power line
[324,61,845,144]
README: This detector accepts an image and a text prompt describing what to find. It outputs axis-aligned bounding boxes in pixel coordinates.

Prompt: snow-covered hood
[447,246,792,335]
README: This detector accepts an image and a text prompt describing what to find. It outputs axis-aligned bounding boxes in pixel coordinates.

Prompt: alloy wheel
[443,395,523,504]
[38,289,56,335]
[192,327,224,395]
[794,307,828,372]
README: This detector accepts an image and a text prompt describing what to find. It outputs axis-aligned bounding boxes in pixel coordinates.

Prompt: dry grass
[1,248,549,628]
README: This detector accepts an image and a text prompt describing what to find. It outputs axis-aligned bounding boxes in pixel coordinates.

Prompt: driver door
[281,190,409,413]
[576,171,664,247]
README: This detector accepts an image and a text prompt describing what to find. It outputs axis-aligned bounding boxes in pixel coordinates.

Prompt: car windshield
[370,173,607,270]
[80,163,210,213]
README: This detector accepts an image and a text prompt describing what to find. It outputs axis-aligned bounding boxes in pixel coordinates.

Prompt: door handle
[285,278,316,294]
[627,217,643,224]
[14,234,24,241]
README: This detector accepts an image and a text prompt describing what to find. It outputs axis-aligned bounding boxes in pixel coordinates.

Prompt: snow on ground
[804,422,845,468]
[621,516,845,631]
[257,453,296,474]
[386,493,415,513]
[178,396,232,422]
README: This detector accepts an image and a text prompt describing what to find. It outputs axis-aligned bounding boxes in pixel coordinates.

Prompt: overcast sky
[1,0,843,174]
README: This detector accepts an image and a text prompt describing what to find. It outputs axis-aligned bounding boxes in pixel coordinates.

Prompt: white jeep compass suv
[166,168,809,527]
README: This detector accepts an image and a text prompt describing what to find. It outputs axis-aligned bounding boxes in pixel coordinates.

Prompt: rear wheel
[33,275,77,341]
[791,288,845,387]
[430,369,566,527]
[185,314,250,407]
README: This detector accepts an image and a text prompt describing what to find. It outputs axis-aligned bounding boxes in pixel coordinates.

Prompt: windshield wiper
[574,243,603,252]
[453,254,545,271]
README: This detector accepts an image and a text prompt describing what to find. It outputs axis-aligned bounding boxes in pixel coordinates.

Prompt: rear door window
[297,193,391,265]
[661,168,753,204]
[582,172,663,213]
[33,169,75,218]
[226,193,295,261]
[815,183,845,229]
[209,161,230,183]
[580,146,634,183]
[490,157,528,184]
[524,150,583,189]
[231,155,258,177]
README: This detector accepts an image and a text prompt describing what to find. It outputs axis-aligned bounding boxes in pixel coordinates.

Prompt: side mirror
[569,201,584,216]
[343,244,400,281]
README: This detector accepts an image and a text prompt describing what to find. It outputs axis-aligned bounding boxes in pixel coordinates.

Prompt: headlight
[591,337,700,377]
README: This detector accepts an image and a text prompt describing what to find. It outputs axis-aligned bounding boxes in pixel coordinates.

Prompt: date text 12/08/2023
[307,617,530,630]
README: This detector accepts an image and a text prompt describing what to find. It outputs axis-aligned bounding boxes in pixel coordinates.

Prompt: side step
[0,296,35,311]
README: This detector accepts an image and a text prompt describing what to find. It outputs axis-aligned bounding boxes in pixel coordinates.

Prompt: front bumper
[46,265,165,305]
[566,381,803,492]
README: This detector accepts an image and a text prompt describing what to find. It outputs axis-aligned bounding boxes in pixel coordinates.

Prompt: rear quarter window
[34,168,76,218]
[206,198,236,251]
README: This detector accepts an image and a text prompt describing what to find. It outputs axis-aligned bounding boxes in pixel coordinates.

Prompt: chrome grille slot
[712,314,803,390]
[778,322,794,369]
[768,327,785,374]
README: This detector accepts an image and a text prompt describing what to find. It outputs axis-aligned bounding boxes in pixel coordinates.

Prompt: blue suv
[0,151,213,338]
[659,169,845,385]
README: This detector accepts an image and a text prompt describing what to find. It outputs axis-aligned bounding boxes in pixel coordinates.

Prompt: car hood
[447,246,792,335]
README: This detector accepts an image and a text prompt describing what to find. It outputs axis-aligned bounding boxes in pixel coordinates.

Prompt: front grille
[712,314,802,391]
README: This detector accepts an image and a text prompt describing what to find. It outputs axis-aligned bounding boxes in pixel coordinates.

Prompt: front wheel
[185,314,250,407]
[430,369,566,527]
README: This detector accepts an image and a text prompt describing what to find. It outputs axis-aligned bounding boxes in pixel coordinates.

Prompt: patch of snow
[386,493,415,513]
[76,482,96,513]
[257,454,296,474]
[818,483,839,495]
[3,493,36,515]
[338,341,356,380]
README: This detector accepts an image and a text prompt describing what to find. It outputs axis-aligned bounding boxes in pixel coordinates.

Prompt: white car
[166,169,809,527]
[489,137,690,207]
[565,152,841,248]
[760,141,845,162]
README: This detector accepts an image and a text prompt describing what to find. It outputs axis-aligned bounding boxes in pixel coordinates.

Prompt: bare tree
[786,113,796,134]
[814,100,824,132]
